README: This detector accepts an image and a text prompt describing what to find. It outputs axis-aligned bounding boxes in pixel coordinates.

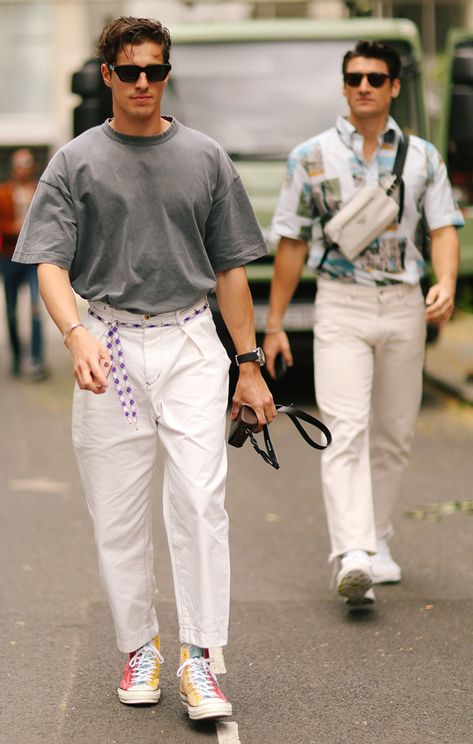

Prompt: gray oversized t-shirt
[14,118,267,314]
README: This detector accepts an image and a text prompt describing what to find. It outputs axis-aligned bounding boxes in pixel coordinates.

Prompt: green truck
[437,28,473,301]
[163,17,430,376]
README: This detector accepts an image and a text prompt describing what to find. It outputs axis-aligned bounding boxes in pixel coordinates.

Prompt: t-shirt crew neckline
[102,116,178,146]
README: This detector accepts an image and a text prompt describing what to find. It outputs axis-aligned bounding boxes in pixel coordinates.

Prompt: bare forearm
[37,263,81,337]
[430,227,460,292]
[215,265,257,354]
[38,262,110,392]
[215,265,275,426]
[425,226,460,323]
[262,237,308,378]
[266,237,309,328]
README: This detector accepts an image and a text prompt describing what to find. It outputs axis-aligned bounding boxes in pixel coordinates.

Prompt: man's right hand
[263,330,294,380]
[65,325,111,393]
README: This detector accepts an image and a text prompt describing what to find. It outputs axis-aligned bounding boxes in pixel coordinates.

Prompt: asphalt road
[1,305,473,744]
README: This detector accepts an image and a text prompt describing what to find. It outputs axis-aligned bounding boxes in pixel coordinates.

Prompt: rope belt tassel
[106,324,137,426]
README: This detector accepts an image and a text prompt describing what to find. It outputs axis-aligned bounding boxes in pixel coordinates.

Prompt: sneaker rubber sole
[337,568,372,601]
[346,587,376,608]
[180,692,232,720]
[117,687,161,705]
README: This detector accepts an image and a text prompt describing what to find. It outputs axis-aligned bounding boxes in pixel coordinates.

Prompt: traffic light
[71,59,113,137]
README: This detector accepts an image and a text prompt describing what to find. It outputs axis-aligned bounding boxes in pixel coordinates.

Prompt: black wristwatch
[235,347,266,367]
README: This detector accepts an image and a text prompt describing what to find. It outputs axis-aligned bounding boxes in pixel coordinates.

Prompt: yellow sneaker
[117,635,163,705]
[177,645,232,720]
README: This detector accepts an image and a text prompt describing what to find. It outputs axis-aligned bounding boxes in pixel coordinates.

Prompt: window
[0,3,54,115]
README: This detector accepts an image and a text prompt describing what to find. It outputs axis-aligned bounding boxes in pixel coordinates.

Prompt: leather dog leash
[246,404,332,470]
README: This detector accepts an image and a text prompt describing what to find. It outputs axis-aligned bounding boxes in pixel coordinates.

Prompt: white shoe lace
[129,642,164,686]
[177,656,220,698]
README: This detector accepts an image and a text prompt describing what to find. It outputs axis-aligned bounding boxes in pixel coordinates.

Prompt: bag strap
[246,404,332,469]
[392,134,409,178]
[391,134,409,223]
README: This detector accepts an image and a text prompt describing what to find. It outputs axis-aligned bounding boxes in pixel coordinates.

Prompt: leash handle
[275,404,332,450]
[241,404,332,469]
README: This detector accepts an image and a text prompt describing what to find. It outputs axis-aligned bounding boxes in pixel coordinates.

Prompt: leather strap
[391,134,409,222]
[245,404,332,470]
[392,134,409,178]
[275,404,332,449]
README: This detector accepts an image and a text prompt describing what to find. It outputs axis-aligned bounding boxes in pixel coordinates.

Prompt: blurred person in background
[263,40,461,609]
[13,15,274,721]
[0,148,48,380]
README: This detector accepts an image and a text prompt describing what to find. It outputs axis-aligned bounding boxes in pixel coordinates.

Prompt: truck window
[446,41,473,210]
[163,38,422,159]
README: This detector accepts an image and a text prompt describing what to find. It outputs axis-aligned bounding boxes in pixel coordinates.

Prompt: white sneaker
[371,538,401,584]
[337,550,373,602]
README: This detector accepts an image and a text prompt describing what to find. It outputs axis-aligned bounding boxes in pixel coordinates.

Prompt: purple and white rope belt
[88,298,210,426]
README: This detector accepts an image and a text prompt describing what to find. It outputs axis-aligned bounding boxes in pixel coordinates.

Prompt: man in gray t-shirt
[14,16,275,719]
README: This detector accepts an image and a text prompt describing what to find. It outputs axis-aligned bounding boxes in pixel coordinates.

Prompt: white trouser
[72,299,231,653]
[314,278,426,561]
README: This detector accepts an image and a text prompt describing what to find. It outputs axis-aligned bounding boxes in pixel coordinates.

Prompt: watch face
[256,347,265,365]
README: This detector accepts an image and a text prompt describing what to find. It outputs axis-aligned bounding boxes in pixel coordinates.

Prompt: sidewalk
[2,282,473,744]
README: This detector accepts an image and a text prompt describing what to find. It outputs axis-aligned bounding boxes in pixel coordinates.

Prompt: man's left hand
[425,281,455,325]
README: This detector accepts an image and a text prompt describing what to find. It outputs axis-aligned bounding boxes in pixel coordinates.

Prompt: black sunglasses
[344,72,391,88]
[108,63,171,83]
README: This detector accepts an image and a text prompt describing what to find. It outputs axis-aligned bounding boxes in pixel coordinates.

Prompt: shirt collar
[335,114,402,150]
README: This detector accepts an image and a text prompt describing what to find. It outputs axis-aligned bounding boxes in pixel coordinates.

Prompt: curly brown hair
[96,16,172,65]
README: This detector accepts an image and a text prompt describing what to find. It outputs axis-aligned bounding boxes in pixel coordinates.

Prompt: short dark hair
[96,16,172,66]
[342,40,401,80]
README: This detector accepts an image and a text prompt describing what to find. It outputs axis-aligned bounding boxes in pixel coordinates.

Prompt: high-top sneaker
[177,645,232,720]
[118,636,163,705]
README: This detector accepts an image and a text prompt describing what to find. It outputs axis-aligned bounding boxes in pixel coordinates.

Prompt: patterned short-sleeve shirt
[271,115,464,286]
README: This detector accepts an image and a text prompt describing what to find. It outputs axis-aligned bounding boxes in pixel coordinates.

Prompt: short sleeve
[271,151,317,243]
[422,145,464,232]
[204,153,267,271]
[13,153,78,268]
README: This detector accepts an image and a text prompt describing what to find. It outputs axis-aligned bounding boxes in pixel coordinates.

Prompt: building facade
[0,0,471,168]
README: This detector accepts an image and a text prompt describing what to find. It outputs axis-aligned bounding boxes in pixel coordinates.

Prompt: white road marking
[56,633,80,742]
[211,651,240,743]
[9,477,70,493]
[216,721,241,744]
[210,646,227,674]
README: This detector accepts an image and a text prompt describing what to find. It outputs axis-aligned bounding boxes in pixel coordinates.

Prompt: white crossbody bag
[322,136,409,263]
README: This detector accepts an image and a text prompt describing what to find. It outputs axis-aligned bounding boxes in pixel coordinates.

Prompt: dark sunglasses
[108,63,171,83]
[344,72,391,88]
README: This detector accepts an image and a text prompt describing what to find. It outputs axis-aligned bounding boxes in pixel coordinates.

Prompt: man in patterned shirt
[263,40,462,608]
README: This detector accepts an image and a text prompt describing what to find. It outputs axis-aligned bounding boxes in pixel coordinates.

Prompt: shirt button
[143,314,150,320]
